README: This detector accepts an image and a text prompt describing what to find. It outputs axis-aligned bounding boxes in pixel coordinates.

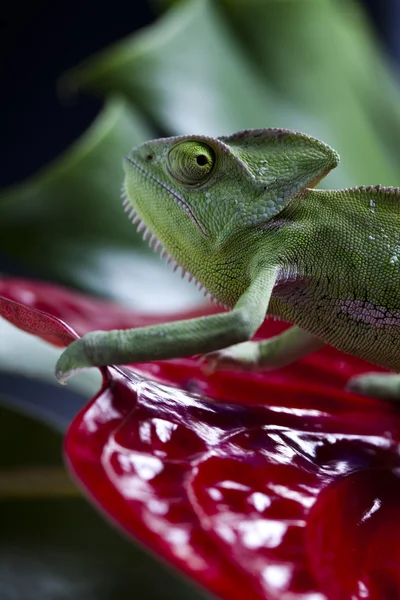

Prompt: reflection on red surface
[308,468,400,599]
[1,277,400,599]
[65,367,400,600]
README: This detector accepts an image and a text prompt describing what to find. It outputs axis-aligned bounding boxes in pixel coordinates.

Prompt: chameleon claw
[201,343,260,374]
[196,353,218,376]
[195,353,227,376]
[55,366,84,385]
[346,373,400,402]
[55,337,96,384]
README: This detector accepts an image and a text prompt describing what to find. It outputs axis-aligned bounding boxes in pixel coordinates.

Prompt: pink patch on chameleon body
[340,298,400,328]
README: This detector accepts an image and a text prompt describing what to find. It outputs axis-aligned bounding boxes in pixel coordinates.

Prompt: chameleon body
[56,129,400,399]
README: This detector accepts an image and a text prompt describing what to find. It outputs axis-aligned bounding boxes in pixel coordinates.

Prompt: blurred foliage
[62,0,289,135]
[221,0,400,184]
[0,99,156,300]
[1,0,400,597]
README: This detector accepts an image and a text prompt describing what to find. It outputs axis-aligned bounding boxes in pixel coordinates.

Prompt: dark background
[1,1,155,188]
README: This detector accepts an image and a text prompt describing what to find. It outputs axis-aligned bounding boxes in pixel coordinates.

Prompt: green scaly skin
[56,129,400,400]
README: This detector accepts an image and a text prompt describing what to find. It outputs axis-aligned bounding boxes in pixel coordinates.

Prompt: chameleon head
[123,129,339,305]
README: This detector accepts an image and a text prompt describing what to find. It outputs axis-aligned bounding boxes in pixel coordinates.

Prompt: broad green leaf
[0,97,147,292]
[221,0,400,186]
[64,0,400,191]
[61,0,307,136]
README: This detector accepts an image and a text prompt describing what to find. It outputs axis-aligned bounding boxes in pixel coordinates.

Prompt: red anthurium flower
[1,277,399,600]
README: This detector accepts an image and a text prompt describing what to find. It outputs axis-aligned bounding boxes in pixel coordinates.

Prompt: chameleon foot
[347,373,400,402]
[56,334,100,384]
[204,341,261,374]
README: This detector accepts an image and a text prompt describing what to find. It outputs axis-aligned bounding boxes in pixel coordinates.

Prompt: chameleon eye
[168,141,215,185]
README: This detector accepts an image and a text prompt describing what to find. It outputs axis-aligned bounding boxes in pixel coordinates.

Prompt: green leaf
[61,0,307,136]
[0,97,149,293]
[221,0,400,187]
[62,0,400,192]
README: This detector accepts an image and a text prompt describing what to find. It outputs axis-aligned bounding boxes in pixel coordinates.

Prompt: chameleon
[56,128,400,400]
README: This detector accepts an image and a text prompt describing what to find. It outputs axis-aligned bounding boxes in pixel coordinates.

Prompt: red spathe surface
[1,277,399,599]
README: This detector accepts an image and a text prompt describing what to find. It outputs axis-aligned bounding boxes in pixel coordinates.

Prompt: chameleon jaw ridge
[121,188,224,305]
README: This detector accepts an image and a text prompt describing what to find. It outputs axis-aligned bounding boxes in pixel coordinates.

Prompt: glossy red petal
[66,366,400,600]
[0,277,219,335]
[0,293,78,346]
[2,277,400,599]
[307,468,400,599]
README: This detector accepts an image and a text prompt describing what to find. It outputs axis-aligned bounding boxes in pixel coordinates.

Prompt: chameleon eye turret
[168,140,215,186]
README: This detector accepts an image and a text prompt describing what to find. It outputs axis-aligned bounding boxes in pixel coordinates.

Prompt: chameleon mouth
[124,155,207,236]
[121,184,220,303]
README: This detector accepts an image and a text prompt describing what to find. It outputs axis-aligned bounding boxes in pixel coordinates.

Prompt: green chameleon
[56,128,400,400]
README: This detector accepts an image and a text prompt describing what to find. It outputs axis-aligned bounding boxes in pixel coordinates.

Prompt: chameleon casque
[56,128,400,400]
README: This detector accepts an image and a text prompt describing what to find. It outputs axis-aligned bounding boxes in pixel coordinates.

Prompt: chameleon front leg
[347,373,400,401]
[55,266,279,383]
[205,326,324,372]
